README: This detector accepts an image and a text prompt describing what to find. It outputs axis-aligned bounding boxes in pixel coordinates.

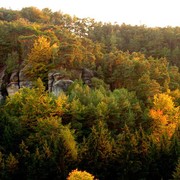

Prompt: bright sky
[0,0,180,27]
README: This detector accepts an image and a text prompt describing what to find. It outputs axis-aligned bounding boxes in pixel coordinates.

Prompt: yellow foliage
[28,36,52,64]
[35,148,40,160]
[67,169,95,180]
[6,153,18,173]
[150,109,167,126]
[131,52,145,61]
[0,152,4,170]
[150,93,179,139]
[43,141,52,158]
[55,93,68,115]
[153,93,174,113]
[25,36,54,80]
[96,101,108,117]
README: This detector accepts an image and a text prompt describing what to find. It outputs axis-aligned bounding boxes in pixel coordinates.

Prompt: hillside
[0,7,180,180]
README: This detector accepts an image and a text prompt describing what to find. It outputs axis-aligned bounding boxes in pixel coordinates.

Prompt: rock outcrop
[19,66,33,88]
[81,68,94,87]
[0,67,94,98]
[6,71,19,96]
[0,94,3,101]
[6,82,19,96]
[48,72,73,96]
[0,66,33,98]
[0,68,6,100]
[52,79,73,96]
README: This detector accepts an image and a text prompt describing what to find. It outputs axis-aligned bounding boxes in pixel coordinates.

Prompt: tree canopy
[0,7,179,180]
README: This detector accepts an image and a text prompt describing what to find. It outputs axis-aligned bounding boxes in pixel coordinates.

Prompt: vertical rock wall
[0,67,93,98]
[0,68,6,101]
[48,72,73,96]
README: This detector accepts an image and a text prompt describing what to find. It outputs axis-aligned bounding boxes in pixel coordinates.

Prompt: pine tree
[80,120,114,179]
[173,159,180,179]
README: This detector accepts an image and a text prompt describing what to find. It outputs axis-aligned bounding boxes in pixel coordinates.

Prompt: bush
[67,169,95,180]
[173,159,180,179]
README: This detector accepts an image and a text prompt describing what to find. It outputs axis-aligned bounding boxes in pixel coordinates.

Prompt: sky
[0,0,180,27]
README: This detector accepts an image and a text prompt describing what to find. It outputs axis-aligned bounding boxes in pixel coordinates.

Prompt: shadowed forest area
[0,7,180,180]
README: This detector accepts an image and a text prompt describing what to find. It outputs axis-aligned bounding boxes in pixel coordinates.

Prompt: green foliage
[66,82,142,137]
[0,7,179,180]
[108,88,142,132]
[91,77,109,90]
[0,79,78,179]
[5,51,19,74]
[21,7,46,23]
[173,159,180,179]
[23,116,77,179]
[79,120,114,179]
[6,153,18,174]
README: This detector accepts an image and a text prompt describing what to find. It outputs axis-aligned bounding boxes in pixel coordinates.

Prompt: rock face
[48,72,73,96]
[6,82,19,96]
[0,67,94,98]
[19,66,32,88]
[0,94,3,101]
[6,71,19,96]
[0,66,33,98]
[52,80,73,96]
[6,69,74,97]
[0,68,6,100]
[48,72,64,92]
[81,68,94,87]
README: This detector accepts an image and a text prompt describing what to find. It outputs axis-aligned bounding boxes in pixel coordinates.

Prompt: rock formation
[0,68,7,100]
[6,82,19,96]
[48,72,73,96]
[81,68,94,87]
[52,79,73,96]
[0,67,94,98]
[19,66,33,88]
[6,71,19,96]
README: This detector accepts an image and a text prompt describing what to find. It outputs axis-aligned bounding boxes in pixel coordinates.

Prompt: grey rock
[53,72,65,81]
[6,71,20,96]
[48,72,54,92]
[6,82,19,96]
[19,67,32,88]
[48,71,73,96]
[52,79,73,96]
[0,94,3,101]
[0,68,5,85]
[81,68,94,87]
[10,71,19,83]
[0,68,6,98]
[48,72,64,92]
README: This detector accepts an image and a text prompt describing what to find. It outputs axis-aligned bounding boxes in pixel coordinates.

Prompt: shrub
[67,169,95,180]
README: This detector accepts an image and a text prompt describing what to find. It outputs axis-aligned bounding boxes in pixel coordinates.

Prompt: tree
[2,78,70,151]
[21,7,44,22]
[107,88,142,132]
[136,74,161,102]
[25,116,77,179]
[2,79,77,179]
[173,158,180,179]
[5,51,19,74]
[80,120,114,179]
[67,169,95,180]
[149,93,179,139]
[24,36,55,87]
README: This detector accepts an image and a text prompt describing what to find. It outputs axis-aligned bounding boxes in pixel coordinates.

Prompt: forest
[0,7,180,180]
